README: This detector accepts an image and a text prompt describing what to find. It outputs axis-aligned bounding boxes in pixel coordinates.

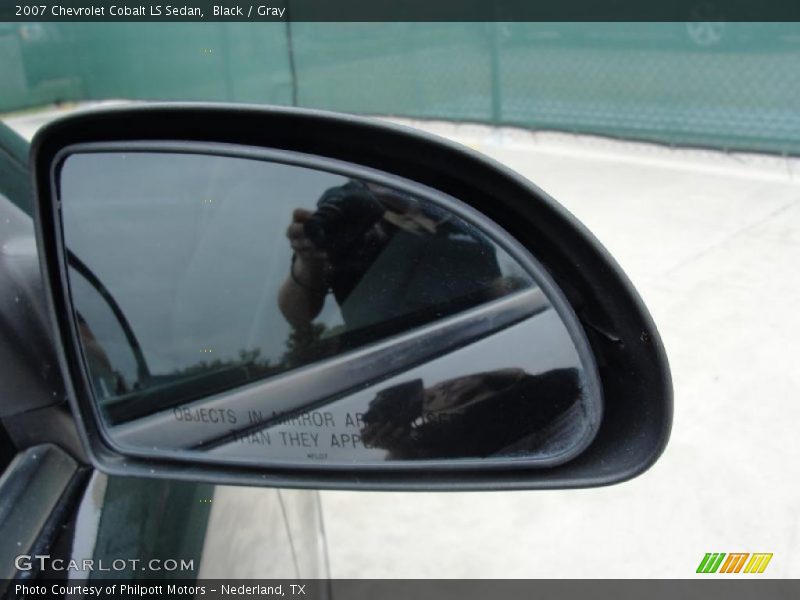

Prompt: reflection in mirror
[58,146,601,468]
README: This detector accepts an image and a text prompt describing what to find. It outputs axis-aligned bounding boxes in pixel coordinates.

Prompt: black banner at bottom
[5,579,800,600]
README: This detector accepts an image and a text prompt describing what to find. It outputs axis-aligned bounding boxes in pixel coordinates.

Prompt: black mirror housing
[31,103,671,490]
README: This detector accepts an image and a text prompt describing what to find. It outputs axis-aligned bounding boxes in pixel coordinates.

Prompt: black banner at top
[3,0,800,22]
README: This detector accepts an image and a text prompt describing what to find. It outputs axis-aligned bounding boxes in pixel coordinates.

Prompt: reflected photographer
[278,179,506,334]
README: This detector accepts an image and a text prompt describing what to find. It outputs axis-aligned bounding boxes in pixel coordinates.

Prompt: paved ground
[7,107,799,578]
[320,120,800,578]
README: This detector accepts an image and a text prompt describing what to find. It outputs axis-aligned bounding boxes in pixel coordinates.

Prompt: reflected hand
[286,208,331,291]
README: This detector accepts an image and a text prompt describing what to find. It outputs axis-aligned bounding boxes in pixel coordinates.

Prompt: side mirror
[31,104,671,490]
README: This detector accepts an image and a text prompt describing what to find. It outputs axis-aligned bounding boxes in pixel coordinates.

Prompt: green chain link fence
[2,22,799,154]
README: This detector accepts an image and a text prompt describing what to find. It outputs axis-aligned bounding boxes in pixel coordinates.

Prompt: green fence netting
[2,22,799,154]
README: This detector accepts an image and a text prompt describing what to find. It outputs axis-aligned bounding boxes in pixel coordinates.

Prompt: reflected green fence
[2,22,799,154]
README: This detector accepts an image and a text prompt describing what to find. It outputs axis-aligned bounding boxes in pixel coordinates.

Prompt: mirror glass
[58,146,601,468]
